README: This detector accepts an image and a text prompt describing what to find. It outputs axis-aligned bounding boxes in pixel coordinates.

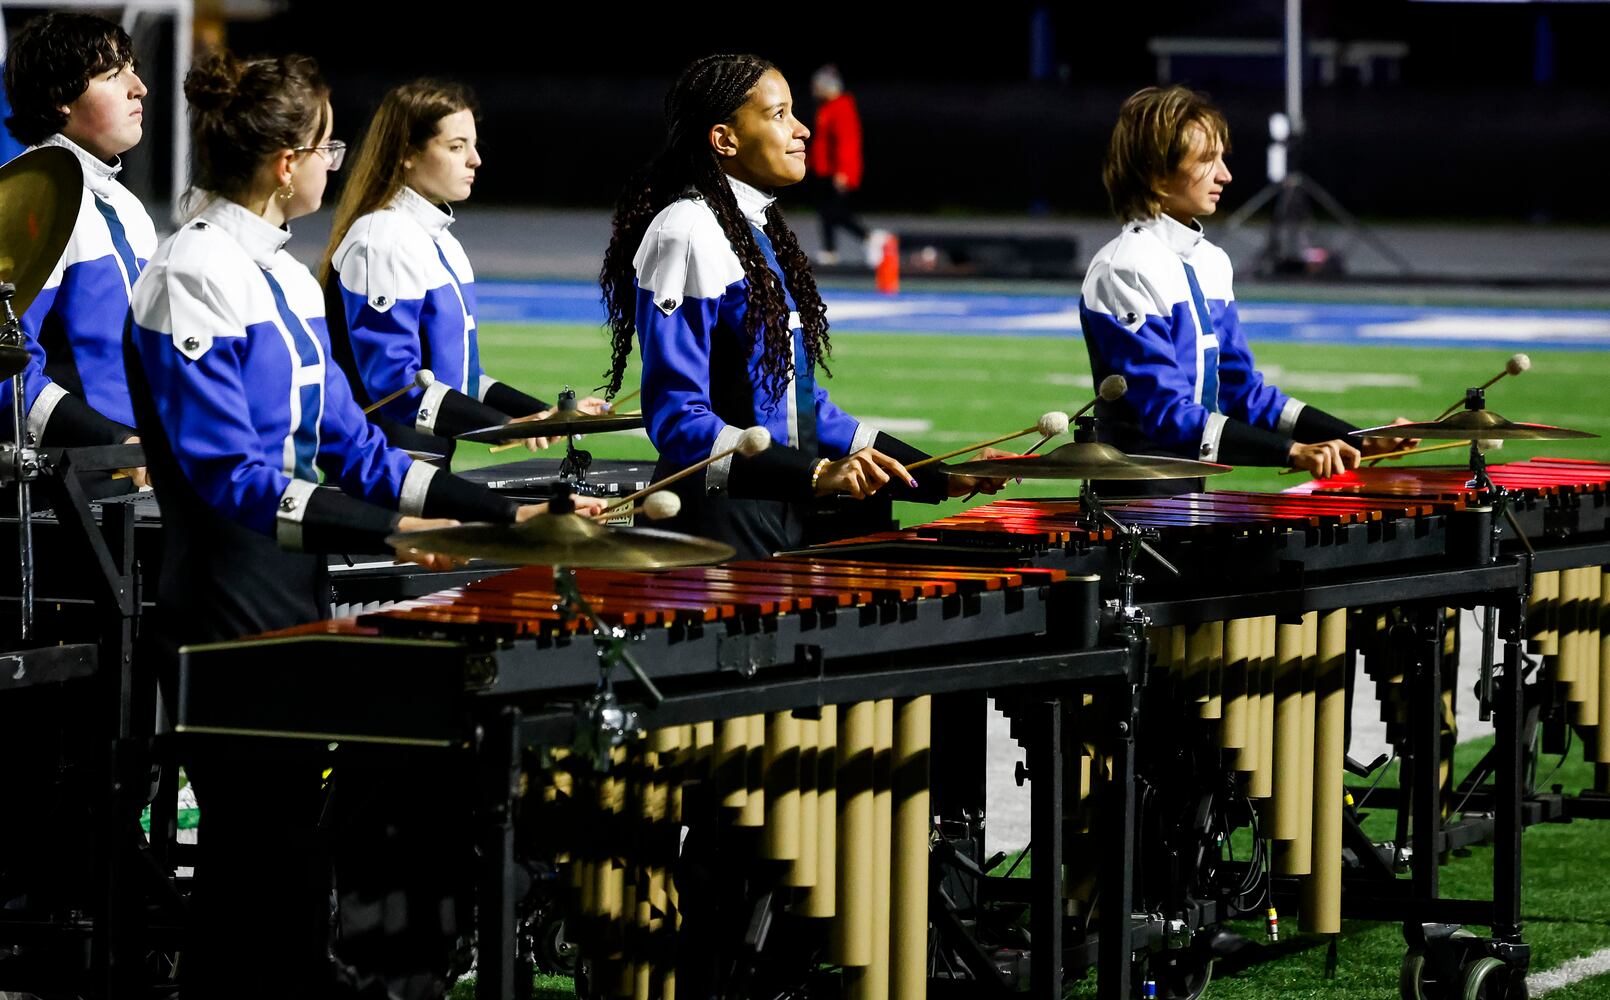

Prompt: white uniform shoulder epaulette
[634,198,743,316]
[333,209,439,313]
[132,220,253,361]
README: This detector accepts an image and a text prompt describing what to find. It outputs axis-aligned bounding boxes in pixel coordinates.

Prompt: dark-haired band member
[601,54,1003,561]
[323,79,606,464]
[129,51,599,1000]
[1,11,151,481]
[1078,85,1412,489]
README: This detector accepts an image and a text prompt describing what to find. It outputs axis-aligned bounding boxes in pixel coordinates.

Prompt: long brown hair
[1102,85,1230,222]
[318,78,478,284]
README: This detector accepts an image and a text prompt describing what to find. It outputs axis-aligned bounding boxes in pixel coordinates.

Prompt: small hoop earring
[276,182,295,203]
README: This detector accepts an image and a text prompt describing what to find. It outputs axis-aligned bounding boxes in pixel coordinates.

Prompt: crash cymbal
[1352,409,1597,441]
[0,147,81,320]
[457,410,646,444]
[0,344,27,379]
[387,513,734,570]
[402,449,445,462]
[943,440,1234,481]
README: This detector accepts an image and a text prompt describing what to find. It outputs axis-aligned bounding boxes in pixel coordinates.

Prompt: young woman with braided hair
[601,54,1003,560]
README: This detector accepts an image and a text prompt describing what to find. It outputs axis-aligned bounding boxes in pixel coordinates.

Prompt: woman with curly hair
[600,54,1000,559]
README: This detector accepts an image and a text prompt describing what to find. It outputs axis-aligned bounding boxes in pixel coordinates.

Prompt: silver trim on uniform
[850,421,878,453]
[705,424,744,492]
[415,380,452,433]
[1199,412,1229,463]
[274,478,319,550]
[1277,397,1306,436]
[399,461,437,516]
[27,383,68,442]
[478,374,498,402]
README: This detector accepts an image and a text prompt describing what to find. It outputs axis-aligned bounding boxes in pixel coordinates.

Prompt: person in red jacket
[808,64,869,265]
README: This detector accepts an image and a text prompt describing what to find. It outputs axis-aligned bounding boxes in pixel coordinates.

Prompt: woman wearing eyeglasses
[322,79,605,466]
[127,52,591,1000]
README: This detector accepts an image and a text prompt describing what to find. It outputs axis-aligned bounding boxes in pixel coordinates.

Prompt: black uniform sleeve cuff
[873,431,948,504]
[38,393,136,447]
[726,442,819,501]
[1293,405,1359,444]
[482,381,548,418]
[299,488,402,554]
[431,388,520,440]
[1217,420,1296,468]
[372,416,452,464]
[423,471,521,523]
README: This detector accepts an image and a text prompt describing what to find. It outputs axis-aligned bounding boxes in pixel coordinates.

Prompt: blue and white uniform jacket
[1078,215,1333,467]
[7,134,157,445]
[128,197,515,641]
[329,185,541,442]
[634,175,932,499]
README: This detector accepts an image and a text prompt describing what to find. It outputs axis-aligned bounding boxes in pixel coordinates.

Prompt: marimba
[813,485,1534,998]
[178,554,1132,1000]
[1298,460,1610,832]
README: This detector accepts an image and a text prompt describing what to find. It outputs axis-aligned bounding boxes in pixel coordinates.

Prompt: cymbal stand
[1078,480,1179,643]
[553,389,595,484]
[0,282,37,642]
[1452,389,1532,722]
[553,561,665,771]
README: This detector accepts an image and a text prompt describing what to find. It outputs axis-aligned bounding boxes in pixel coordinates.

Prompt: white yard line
[1529,948,1610,995]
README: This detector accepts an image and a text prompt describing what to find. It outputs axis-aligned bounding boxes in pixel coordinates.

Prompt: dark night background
[58,0,1610,223]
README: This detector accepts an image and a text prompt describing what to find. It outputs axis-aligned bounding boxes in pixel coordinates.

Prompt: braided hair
[599,54,830,402]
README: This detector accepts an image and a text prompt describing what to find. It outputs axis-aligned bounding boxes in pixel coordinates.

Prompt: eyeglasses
[293,140,346,171]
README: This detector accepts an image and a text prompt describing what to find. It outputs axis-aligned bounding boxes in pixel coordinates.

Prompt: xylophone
[177,553,1132,1000]
[811,484,1535,997]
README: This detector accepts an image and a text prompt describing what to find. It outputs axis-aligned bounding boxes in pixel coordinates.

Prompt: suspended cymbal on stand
[387,512,734,570]
[1352,409,1597,441]
[943,440,1234,481]
[0,146,82,379]
[0,146,82,314]
[457,410,646,444]
[2,146,95,643]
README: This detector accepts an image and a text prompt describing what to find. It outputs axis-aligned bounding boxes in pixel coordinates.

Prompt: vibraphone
[178,554,1133,1000]
[814,486,1535,996]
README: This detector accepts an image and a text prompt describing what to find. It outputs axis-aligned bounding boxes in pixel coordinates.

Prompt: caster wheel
[1401,949,1429,1000]
[1461,957,1526,1000]
[535,912,579,976]
[1153,949,1213,1000]
[1403,928,1482,1000]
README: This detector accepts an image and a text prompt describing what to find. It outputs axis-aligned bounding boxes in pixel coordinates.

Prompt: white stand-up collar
[1133,214,1207,256]
[193,195,292,269]
[392,185,455,236]
[724,174,775,228]
[41,133,121,196]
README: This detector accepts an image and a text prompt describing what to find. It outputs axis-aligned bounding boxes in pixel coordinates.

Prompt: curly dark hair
[4,12,137,146]
[599,53,830,402]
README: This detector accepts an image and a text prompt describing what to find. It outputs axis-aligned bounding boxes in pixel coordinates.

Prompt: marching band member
[127,51,597,1000]
[2,11,152,483]
[322,79,605,464]
[600,53,1002,560]
[1078,85,1411,486]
